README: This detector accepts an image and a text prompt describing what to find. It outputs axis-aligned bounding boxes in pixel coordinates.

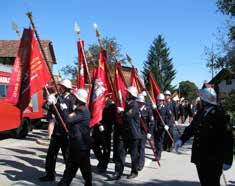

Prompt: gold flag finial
[74,21,81,39]
[87,50,97,67]
[11,21,20,38]
[93,23,104,50]
[126,54,133,66]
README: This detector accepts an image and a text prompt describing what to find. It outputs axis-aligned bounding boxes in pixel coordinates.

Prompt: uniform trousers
[115,138,140,175]
[196,162,222,186]
[153,128,165,160]
[138,137,146,170]
[45,135,68,177]
[59,138,92,186]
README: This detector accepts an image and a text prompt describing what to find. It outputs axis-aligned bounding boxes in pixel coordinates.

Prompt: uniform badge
[128,109,133,115]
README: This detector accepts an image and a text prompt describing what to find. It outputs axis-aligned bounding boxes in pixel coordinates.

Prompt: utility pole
[211,52,214,79]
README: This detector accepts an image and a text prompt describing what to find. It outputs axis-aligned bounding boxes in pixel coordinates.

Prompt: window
[0,84,8,98]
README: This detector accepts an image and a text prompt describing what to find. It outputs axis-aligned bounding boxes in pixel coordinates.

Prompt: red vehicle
[0,71,48,138]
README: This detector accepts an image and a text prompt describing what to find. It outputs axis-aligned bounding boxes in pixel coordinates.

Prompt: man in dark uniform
[39,79,73,182]
[112,86,141,180]
[175,87,233,186]
[172,96,180,122]
[58,88,92,186]
[163,90,175,152]
[92,95,116,173]
[152,93,172,160]
[136,93,154,171]
[179,98,185,123]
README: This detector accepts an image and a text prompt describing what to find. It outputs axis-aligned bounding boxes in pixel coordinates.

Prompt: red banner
[149,72,161,104]
[114,62,127,108]
[6,28,51,111]
[130,67,145,93]
[89,50,110,127]
[77,40,90,88]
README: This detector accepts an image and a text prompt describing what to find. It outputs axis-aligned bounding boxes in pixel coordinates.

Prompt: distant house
[209,68,235,99]
[0,40,57,96]
[0,40,56,73]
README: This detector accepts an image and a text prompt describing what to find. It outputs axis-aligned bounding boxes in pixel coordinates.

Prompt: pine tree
[142,35,176,92]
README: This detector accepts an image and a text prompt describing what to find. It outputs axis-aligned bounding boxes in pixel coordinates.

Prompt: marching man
[175,87,233,186]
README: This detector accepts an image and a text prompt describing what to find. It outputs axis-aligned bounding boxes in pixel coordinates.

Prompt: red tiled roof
[0,40,56,64]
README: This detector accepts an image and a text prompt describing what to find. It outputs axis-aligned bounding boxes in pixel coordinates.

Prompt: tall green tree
[142,35,176,92]
[59,37,125,80]
[216,0,231,15]
[179,81,198,101]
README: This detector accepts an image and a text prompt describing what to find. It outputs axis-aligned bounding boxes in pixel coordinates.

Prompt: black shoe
[127,173,138,179]
[57,180,68,186]
[111,173,121,180]
[38,175,55,182]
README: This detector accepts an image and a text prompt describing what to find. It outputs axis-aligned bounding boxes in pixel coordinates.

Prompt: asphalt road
[0,127,234,186]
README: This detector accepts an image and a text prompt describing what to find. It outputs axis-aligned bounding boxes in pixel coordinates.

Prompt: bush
[220,91,235,127]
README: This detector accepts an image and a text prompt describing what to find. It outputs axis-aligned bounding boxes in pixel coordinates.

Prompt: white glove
[164,125,169,131]
[223,163,231,171]
[99,125,104,132]
[47,95,57,105]
[117,107,124,113]
[175,139,182,153]
[147,133,151,140]
[60,103,68,110]
[152,103,157,109]
[175,121,178,125]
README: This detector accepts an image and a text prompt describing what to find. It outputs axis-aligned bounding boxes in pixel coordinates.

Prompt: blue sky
[0,0,228,88]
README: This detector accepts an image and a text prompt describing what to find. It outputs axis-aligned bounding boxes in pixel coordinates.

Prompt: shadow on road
[91,178,200,186]
[0,159,45,185]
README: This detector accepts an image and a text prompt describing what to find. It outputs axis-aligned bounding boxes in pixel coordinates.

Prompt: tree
[142,35,176,92]
[203,21,235,74]
[59,37,125,80]
[220,90,235,126]
[179,81,198,101]
[86,37,126,65]
[203,1,235,75]
[216,0,231,15]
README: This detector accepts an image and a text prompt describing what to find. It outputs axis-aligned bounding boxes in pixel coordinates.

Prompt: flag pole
[74,21,91,84]
[140,118,161,167]
[26,12,59,93]
[26,12,68,133]
[109,43,123,104]
[126,54,175,144]
[87,50,97,68]
[93,23,115,97]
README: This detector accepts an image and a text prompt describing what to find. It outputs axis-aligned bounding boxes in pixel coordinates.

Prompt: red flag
[87,68,97,107]
[130,67,145,93]
[114,62,127,108]
[130,68,138,89]
[149,72,161,104]
[77,40,90,88]
[6,28,51,111]
[89,50,110,127]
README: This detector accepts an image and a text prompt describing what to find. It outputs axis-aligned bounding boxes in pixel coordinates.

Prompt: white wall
[218,79,235,94]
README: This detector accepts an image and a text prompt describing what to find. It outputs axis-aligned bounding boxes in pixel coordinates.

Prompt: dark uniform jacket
[180,106,233,166]
[51,93,74,137]
[62,105,91,150]
[165,101,175,125]
[139,104,155,136]
[123,100,141,139]
[153,104,172,130]
[101,99,116,134]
